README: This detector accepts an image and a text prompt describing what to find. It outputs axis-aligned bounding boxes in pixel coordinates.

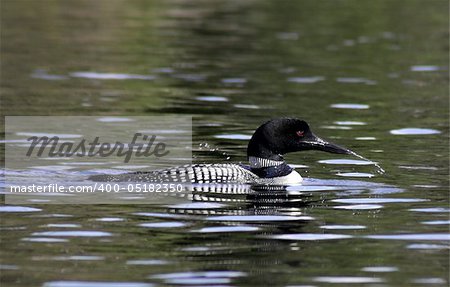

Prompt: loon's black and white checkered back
[89,163,259,184]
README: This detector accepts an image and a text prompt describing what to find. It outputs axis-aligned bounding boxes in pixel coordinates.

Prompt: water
[1,0,449,287]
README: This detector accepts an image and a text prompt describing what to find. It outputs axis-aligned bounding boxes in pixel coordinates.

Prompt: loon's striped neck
[248,156,285,168]
[248,156,292,179]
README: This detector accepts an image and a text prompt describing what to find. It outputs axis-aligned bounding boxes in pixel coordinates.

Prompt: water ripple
[234,104,260,109]
[409,208,450,213]
[422,220,450,225]
[214,134,252,140]
[126,259,169,265]
[206,215,314,222]
[332,198,427,204]
[139,222,187,228]
[32,231,112,237]
[337,172,374,178]
[43,282,153,287]
[361,266,398,272]
[70,72,156,80]
[336,77,377,85]
[407,244,450,250]
[410,65,440,72]
[390,128,441,135]
[167,202,226,209]
[366,233,450,241]
[334,121,366,125]
[320,225,366,230]
[16,132,82,138]
[221,78,247,84]
[334,204,383,210]
[412,278,447,284]
[94,217,125,222]
[313,276,383,283]
[31,69,68,80]
[22,237,68,243]
[34,256,104,261]
[192,225,259,233]
[321,125,352,130]
[318,159,373,165]
[173,74,206,82]
[272,234,352,241]
[96,117,134,123]
[286,185,339,192]
[44,224,81,228]
[0,206,42,213]
[0,265,19,270]
[331,103,369,109]
[150,271,246,285]
[287,76,325,84]
[132,212,191,219]
[152,67,174,74]
[195,96,228,102]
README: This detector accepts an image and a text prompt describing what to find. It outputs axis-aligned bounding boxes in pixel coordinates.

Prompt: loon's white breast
[262,170,303,184]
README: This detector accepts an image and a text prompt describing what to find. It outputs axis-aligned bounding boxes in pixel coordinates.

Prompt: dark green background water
[1,1,449,286]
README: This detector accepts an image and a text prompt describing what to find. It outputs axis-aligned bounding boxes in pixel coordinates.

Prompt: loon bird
[89,118,353,184]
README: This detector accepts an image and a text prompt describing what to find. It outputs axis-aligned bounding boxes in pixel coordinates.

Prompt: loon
[89,118,353,184]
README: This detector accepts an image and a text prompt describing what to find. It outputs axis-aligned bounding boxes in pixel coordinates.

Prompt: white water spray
[349,151,385,174]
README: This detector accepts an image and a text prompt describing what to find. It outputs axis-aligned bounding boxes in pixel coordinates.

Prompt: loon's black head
[247,118,353,161]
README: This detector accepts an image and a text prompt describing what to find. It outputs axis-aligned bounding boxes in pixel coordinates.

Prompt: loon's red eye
[296,130,304,137]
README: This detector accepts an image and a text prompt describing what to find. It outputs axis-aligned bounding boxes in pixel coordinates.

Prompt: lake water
[1,1,449,286]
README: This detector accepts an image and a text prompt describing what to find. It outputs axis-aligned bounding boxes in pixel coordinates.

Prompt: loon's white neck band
[248,156,285,168]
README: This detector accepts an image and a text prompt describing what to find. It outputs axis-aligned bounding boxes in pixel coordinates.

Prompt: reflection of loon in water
[149,179,400,218]
[89,118,353,184]
[182,178,394,206]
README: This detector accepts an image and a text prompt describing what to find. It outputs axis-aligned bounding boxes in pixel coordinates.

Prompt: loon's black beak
[302,133,354,155]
